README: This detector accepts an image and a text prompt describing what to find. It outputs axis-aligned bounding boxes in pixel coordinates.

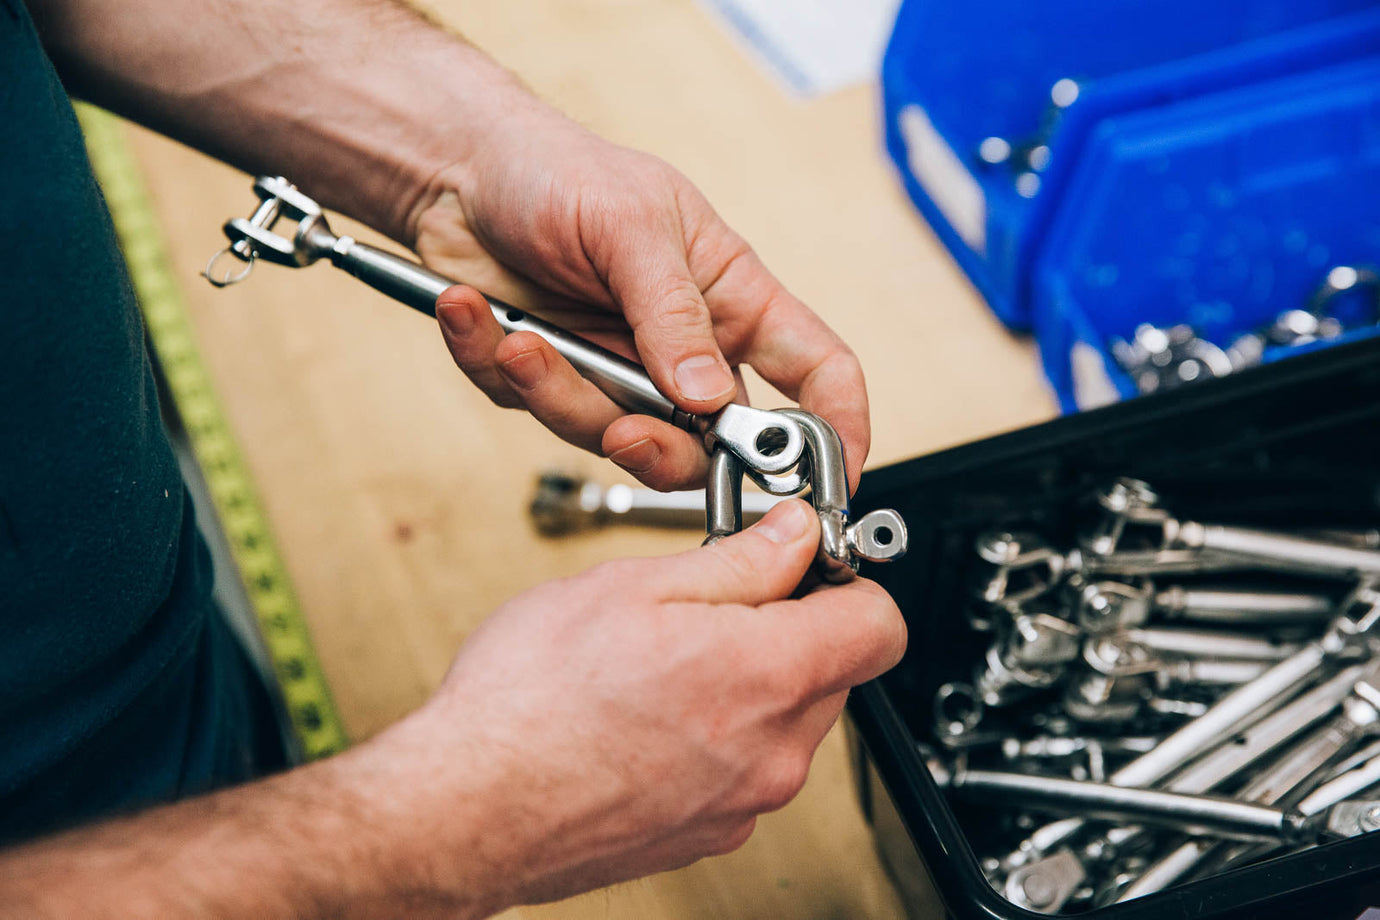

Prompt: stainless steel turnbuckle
[207,176,802,476]
[208,176,910,576]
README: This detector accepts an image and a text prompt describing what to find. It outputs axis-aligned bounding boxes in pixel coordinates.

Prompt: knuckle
[531,395,581,429]
[588,556,631,584]
[779,653,826,705]
[827,347,865,386]
[628,152,680,188]
[588,158,677,227]
[646,282,713,332]
[705,818,757,857]
[859,582,908,664]
[834,583,909,680]
[802,350,865,406]
[751,640,814,704]
[697,235,754,299]
[751,753,811,813]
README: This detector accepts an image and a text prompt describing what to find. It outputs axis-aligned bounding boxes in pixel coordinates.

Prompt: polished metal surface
[947,768,1315,844]
[1232,682,1380,807]
[1007,613,1084,668]
[773,409,908,581]
[849,507,909,564]
[1153,586,1334,624]
[214,178,914,576]
[1299,750,1380,816]
[1173,522,1380,579]
[528,470,778,535]
[1117,675,1380,902]
[214,177,808,475]
[1112,643,1331,789]
[1004,849,1085,912]
[703,445,745,548]
[1169,664,1372,794]
[1122,627,1301,662]
[1088,477,1380,579]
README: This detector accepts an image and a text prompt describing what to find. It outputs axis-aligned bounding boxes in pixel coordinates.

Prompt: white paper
[698,0,903,97]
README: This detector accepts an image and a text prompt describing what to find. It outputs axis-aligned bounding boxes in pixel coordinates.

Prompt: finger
[764,578,907,697]
[494,332,628,455]
[603,227,738,416]
[602,415,711,491]
[650,500,820,606]
[743,309,870,493]
[790,348,871,495]
[434,285,523,409]
[600,369,746,489]
[699,252,872,492]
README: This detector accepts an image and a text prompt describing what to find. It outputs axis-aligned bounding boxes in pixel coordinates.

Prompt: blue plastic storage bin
[1032,56,1380,411]
[882,0,1380,334]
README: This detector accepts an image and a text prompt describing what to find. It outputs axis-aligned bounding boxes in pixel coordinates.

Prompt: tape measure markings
[77,105,350,761]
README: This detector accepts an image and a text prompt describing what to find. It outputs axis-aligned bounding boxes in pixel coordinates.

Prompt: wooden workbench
[121,0,1056,915]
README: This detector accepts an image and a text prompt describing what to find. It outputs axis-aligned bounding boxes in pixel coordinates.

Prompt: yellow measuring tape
[77,105,350,762]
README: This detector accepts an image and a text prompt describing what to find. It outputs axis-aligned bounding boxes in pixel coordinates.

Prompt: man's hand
[374,498,905,911]
[415,101,870,492]
[0,501,905,919]
[30,0,871,492]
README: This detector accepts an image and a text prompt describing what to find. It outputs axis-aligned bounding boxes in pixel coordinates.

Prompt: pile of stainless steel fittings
[1110,265,1379,395]
[926,477,1380,913]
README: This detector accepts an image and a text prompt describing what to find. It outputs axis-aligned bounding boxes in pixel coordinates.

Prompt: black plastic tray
[848,335,1380,920]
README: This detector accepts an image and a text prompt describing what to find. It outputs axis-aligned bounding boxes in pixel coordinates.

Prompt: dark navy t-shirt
[1,0,282,843]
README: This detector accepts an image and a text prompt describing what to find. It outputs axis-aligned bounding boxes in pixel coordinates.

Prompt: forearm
[27,0,537,245]
[0,730,500,920]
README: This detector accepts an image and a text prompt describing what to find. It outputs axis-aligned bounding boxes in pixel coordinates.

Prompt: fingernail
[756,500,811,545]
[609,438,661,474]
[435,298,471,336]
[499,348,546,389]
[674,355,734,403]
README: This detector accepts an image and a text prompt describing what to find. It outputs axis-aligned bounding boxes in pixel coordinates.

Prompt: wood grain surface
[120,0,1055,916]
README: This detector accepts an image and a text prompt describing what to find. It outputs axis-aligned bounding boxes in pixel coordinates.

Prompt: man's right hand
[0,500,904,920]
[368,498,906,915]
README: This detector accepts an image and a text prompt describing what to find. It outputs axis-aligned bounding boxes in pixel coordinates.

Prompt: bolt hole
[873,526,894,546]
[506,309,525,323]
[755,427,789,457]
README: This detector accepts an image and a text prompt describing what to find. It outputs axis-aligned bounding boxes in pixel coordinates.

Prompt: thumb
[605,238,737,414]
[652,500,820,606]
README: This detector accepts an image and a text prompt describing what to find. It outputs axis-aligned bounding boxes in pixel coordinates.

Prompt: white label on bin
[897,104,986,255]
[1070,342,1121,410]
